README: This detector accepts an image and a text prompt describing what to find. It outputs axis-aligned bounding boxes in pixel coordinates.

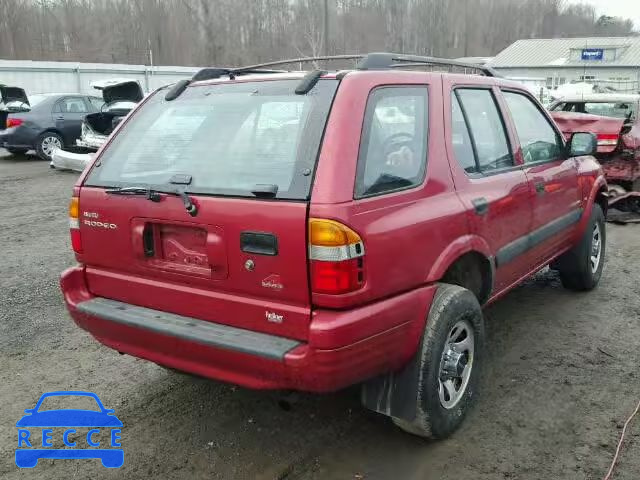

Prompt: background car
[0,93,104,160]
[549,94,640,194]
[51,79,143,172]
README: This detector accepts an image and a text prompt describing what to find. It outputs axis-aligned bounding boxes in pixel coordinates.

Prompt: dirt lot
[0,150,638,480]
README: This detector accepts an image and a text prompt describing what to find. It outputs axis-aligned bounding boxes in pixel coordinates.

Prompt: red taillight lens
[596,133,619,147]
[311,258,363,294]
[69,196,82,253]
[6,118,23,128]
[70,229,83,253]
[308,219,365,295]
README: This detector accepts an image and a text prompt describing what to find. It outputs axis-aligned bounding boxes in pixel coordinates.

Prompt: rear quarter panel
[310,72,471,309]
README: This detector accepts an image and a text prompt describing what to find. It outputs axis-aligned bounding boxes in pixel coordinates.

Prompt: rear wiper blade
[105,186,161,202]
[105,186,197,216]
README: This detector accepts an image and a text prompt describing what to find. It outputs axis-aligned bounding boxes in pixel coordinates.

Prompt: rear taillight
[6,118,23,128]
[596,133,619,147]
[69,196,82,253]
[309,219,365,295]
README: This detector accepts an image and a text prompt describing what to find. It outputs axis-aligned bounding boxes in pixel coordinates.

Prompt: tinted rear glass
[85,79,339,200]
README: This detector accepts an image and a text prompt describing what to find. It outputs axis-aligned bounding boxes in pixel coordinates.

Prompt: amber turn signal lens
[69,197,79,219]
[308,218,361,247]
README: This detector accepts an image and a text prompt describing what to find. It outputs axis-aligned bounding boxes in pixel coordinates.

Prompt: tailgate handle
[240,232,278,256]
[142,223,155,257]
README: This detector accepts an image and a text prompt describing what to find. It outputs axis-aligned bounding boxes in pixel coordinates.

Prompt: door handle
[535,182,546,195]
[472,197,489,216]
[55,116,64,121]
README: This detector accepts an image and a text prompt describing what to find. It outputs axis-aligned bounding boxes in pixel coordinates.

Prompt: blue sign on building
[581,48,604,61]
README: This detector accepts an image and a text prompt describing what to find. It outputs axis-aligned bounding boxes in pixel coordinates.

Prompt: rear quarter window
[355,86,428,198]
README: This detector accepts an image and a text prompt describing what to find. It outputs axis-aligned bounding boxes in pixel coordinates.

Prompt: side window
[355,87,428,197]
[60,97,88,114]
[451,95,476,173]
[456,89,513,172]
[503,91,563,164]
[89,97,105,110]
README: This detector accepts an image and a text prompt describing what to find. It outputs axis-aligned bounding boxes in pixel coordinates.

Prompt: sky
[569,0,640,30]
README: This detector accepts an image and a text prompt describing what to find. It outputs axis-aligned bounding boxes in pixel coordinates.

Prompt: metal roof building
[0,59,200,95]
[489,36,640,92]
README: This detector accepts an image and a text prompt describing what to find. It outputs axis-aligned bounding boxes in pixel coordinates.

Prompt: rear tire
[391,284,484,439]
[556,205,605,291]
[6,147,28,155]
[35,132,63,161]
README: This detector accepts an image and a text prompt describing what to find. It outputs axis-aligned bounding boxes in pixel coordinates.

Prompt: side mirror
[569,132,597,157]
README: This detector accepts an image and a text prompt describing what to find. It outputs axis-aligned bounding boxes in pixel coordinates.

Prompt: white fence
[0,59,200,95]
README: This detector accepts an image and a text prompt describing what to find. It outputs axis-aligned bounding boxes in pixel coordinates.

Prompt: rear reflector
[70,229,83,253]
[309,219,364,295]
[6,118,23,128]
[69,196,82,253]
[596,133,619,146]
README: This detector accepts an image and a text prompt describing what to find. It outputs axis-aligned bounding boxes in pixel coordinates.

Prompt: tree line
[0,0,636,67]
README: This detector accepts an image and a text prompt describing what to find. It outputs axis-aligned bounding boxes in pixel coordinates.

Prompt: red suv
[61,53,608,439]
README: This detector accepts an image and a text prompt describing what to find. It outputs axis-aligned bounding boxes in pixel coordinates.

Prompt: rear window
[27,95,49,107]
[86,79,339,200]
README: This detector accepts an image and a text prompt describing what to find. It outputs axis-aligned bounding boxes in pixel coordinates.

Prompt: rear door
[78,78,339,341]
[443,81,533,292]
[54,96,90,143]
[499,89,581,263]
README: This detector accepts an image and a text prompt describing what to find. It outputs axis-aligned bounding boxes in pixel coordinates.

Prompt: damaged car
[51,78,143,171]
[549,94,640,222]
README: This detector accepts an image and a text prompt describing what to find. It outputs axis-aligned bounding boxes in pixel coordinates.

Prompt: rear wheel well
[38,129,65,145]
[441,252,493,305]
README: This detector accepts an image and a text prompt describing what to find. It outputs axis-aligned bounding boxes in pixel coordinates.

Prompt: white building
[489,36,640,93]
[0,59,200,95]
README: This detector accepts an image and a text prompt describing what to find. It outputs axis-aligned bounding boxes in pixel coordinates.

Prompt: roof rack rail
[191,55,365,82]
[356,52,499,77]
[190,52,497,84]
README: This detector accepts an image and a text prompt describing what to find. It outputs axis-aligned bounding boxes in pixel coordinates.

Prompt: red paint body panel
[76,188,311,340]
[62,265,435,392]
[61,70,605,392]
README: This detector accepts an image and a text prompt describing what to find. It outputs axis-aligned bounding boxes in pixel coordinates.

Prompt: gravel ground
[1,150,639,480]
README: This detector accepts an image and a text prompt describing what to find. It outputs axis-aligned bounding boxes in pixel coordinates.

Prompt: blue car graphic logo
[15,391,123,468]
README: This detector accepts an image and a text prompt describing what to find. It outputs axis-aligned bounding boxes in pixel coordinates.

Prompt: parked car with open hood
[1,91,103,160]
[51,79,143,171]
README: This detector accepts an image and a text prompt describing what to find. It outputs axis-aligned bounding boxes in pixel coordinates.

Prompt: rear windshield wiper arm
[105,186,197,216]
[105,186,161,202]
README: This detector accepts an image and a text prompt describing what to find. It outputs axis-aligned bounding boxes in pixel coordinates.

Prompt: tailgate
[78,188,311,340]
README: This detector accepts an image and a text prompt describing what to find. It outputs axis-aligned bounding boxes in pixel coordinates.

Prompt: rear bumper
[50,149,93,172]
[61,266,436,392]
[0,127,32,149]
